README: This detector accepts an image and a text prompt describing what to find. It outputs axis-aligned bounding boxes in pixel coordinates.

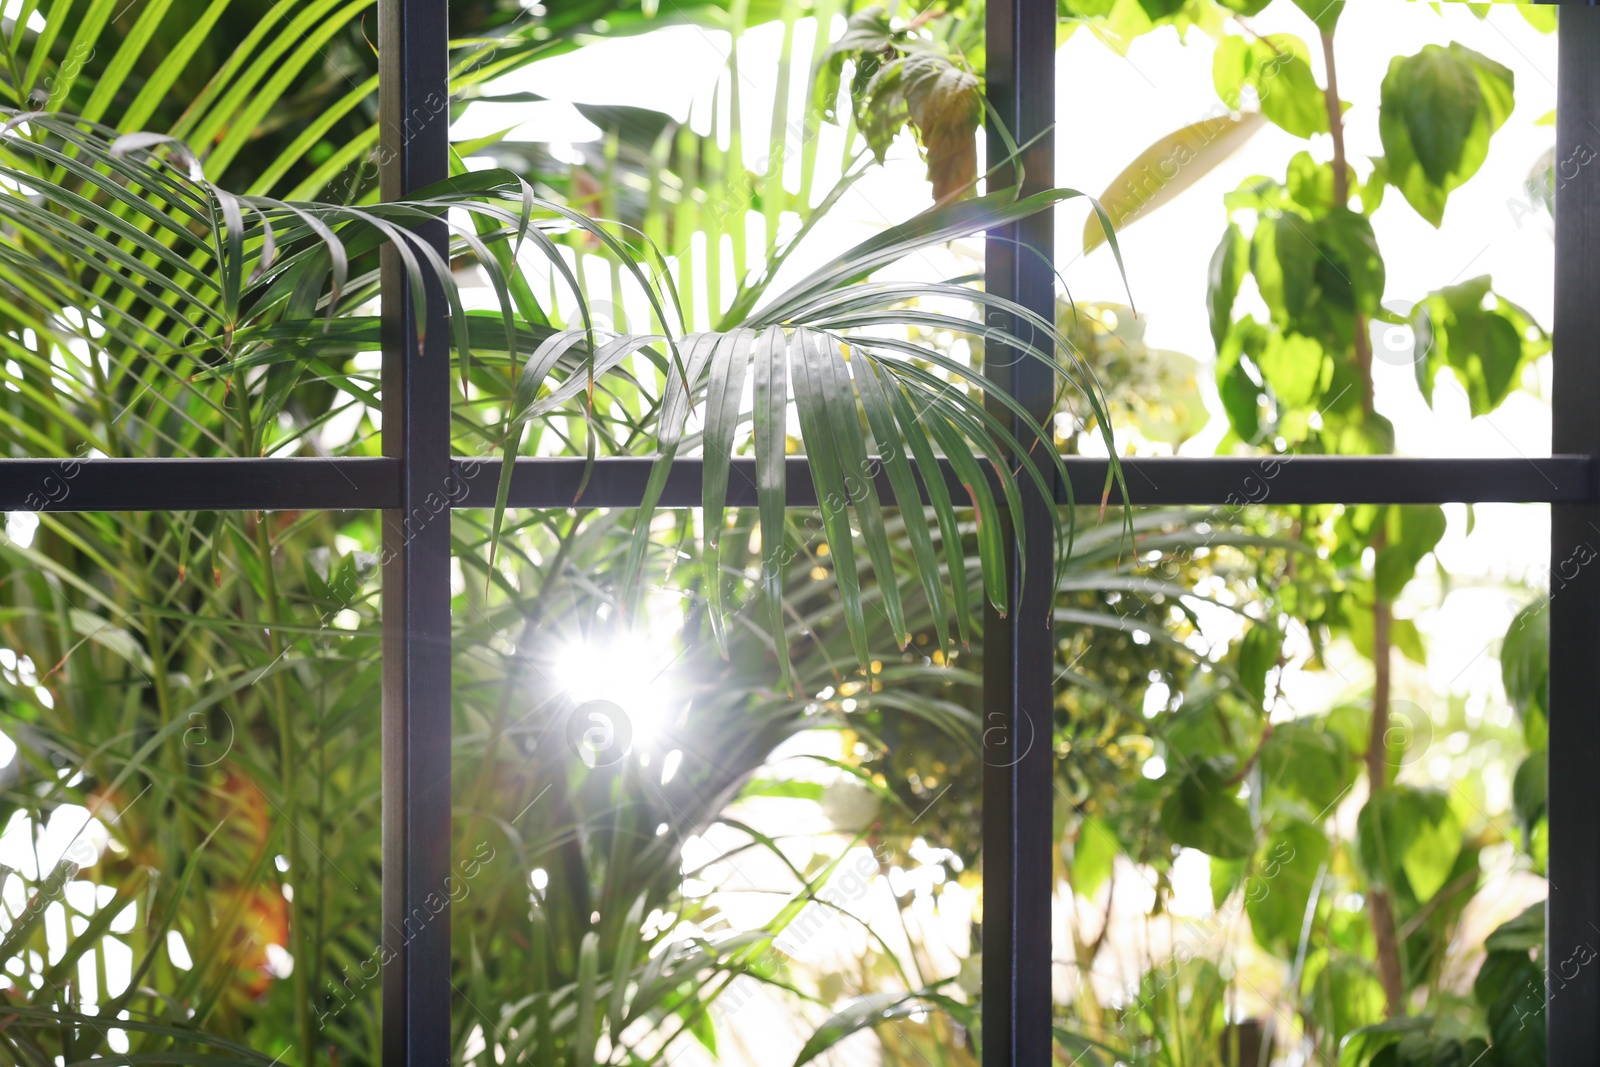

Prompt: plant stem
[1364,581,1406,1016]
[1321,26,1405,1019]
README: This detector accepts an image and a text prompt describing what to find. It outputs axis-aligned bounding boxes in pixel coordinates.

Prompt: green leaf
[1374,504,1446,600]
[794,993,928,1066]
[1389,46,1482,185]
[1520,3,1556,34]
[1314,207,1386,317]
[1484,900,1544,955]
[1287,150,1345,214]
[1339,1017,1432,1067]
[1256,330,1324,409]
[701,330,757,655]
[1252,213,1320,332]
[1502,595,1548,726]
[1256,35,1330,139]
[790,327,871,665]
[1052,1028,1124,1067]
[573,930,600,1067]
[1413,276,1540,415]
[1211,855,1245,908]
[1475,904,1546,1067]
[1213,35,1256,109]
[1513,751,1547,836]
[1160,758,1256,860]
[820,334,907,649]
[622,332,719,611]
[1207,222,1249,350]
[1085,112,1266,254]
[1390,616,1426,665]
[1216,320,1267,442]
[607,894,647,1040]
[760,184,1131,322]
[1394,503,1447,559]
[855,356,951,654]
[752,325,796,689]
[1260,720,1352,815]
[1357,786,1462,901]
[884,370,974,646]
[1487,982,1544,1067]
[813,5,895,124]
[1072,816,1119,899]
[1237,619,1282,706]
[1292,0,1343,33]
[1245,818,1329,954]
[1214,34,1329,139]
[1378,44,1513,225]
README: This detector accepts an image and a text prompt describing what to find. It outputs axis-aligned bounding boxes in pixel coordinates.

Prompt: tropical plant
[0,0,1152,1063]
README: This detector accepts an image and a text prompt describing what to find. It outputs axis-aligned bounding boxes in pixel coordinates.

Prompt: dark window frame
[1,1,1592,1061]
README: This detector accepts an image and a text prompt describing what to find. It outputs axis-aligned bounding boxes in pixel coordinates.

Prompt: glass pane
[449,503,982,1065]
[1056,3,1555,461]
[0,509,381,1061]
[1049,502,1546,1062]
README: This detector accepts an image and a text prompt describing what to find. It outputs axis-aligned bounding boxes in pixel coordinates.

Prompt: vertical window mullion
[1547,5,1600,1061]
[377,0,455,1062]
[982,0,1058,1062]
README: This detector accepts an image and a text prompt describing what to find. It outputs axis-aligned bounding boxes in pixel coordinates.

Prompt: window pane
[1050,503,1545,1062]
[0,508,381,1061]
[449,504,982,1065]
[1056,4,1554,461]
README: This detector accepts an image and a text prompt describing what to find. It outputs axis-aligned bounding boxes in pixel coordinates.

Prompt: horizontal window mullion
[0,454,1587,512]
[0,456,400,511]
[462,454,1594,510]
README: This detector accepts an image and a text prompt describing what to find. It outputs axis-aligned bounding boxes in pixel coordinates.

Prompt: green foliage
[1244,818,1328,954]
[1476,904,1545,1067]
[1071,815,1119,899]
[1160,758,1255,860]
[1236,618,1282,706]
[1208,222,1249,351]
[1340,904,1543,1067]
[1357,786,1461,902]
[1411,277,1548,415]
[1260,719,1353,816]
[0,1,1126,1064]
[1503,598,1549,857]
[0,1,1562,1063]
[1339,1017,1492,1067]
[1378,44,1515,226]
[1374,506,1447,602]
[816,4,986,201]
[1213,33,1329,139]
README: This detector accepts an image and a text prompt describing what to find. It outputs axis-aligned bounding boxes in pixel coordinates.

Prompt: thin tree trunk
[1364,579,1406,1015]
[1322,27,1406,1019]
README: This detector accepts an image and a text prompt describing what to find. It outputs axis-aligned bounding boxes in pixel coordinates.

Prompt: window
[0,1,1588,1062]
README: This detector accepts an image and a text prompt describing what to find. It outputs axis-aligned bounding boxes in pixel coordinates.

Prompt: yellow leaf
[1083,111,1267,254]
